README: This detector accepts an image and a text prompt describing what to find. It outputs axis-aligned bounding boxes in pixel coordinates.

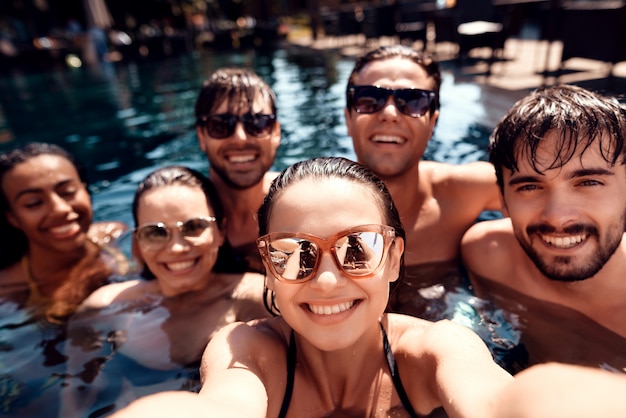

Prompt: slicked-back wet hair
[489,84,626,191]
[132,165,225,279]
[257,156,406,315]
[0,142,88,269]
[345,44,442,115]
[194,67,277,125]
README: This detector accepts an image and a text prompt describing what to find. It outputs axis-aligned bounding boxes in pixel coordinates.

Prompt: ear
[214,218,226,247]
[429,109,440,133]
[5,211,20,229]
[196,127,207,153]
[500,193,510,217]
[387,237,405,283]
[131,235,145,266]
[270,120,281,149]
[344,107,353,137]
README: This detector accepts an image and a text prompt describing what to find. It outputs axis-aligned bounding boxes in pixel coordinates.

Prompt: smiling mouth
[307,301,356,315]
[371,135,404,144]
[227,154,256,164]
[541,234,587,249]
[166,259,197,271]
[49,221,80,237]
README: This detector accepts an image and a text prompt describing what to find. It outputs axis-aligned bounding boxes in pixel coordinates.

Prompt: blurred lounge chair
[434,0,508,74]
[553,0,626,80]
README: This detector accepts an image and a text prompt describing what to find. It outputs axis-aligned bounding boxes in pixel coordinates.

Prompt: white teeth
[308,301,355,315]
[371,135,404,144]
[166,260,195,271]
[228,154,255,163]
[541,234,587,248]
[50,222,79,235]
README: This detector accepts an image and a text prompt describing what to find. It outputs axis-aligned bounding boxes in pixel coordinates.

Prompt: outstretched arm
[415,320,513,418]
[110,322,271,418]
[493,363,626,418]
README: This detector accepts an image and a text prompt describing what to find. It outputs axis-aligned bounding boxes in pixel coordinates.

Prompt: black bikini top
[278,322,419,418]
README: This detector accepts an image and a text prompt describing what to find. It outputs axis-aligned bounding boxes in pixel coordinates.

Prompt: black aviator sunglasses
[348,85,437,118]
[196,113,277,139]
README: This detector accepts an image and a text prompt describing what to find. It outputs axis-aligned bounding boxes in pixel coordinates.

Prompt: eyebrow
[13,179,76,201]
[508,168,615,186]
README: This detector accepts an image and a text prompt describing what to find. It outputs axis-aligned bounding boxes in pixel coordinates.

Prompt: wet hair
[258,156,406,315]
[194,67,277,125]
[345,44,442,115]
[490,84,626,191]
[132,165,225,279]
[0,142,88,269]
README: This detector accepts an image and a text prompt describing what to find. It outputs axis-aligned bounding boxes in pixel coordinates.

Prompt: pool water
[7,44,622,416]
[0,46,499,226]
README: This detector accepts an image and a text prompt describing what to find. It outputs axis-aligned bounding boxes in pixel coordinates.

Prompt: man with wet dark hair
[462,84,626,370]
[195,68,281,273]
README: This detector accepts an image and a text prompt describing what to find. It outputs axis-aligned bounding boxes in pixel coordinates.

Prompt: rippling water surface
[0,46,496,227]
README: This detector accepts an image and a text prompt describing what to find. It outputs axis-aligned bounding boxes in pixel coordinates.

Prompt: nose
[49,193,73,215]
[378,96,399,121]
[231,121,248,141]
[539,188,578,228]
[309,252,347,291]
[166,230,190,252]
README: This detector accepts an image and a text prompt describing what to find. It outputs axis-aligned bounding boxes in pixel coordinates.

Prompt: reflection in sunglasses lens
[264,228,389,282]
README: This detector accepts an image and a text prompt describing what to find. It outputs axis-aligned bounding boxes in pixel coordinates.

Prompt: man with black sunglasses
[195,67,281,274]
[344,45,502,320]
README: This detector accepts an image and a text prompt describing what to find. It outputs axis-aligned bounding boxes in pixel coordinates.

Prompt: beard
[516,218,625,282]
[210,161,269,190]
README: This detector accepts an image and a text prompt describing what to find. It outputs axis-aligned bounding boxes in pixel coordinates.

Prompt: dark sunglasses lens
[395,90,433,117]
[205,116,235,139]
[336,231,385,276]
[243,115,275,137]
[181,218,212,237]
[353,86,387,114]
[138,225,168,243]
[267,238,318,281]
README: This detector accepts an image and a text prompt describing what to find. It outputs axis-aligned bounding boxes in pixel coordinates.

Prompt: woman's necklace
[22,255,51,306]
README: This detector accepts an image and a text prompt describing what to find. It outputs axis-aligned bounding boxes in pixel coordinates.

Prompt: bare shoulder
[232,272,266,295]
[461,218,516,271]
[229,272,270,321]
[424,161,501,212]
[391,315,484,353]
[462,217,514,245]
[200,318,287,379]
[424,160,496,184]
[263,171,280,191]
[78,279,144,311]
[0,261,26,291]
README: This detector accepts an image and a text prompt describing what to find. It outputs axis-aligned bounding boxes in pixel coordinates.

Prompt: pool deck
[286,29,626,126]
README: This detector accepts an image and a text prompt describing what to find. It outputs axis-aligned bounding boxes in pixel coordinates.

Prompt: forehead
[354,57,433,90]
[508,131,622,179]
[212,94,271,114]
[2,154,79,192]
[137,185,212,222]
[268,178,385,235]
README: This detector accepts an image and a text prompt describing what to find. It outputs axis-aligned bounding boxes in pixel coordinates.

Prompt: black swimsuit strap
[381,322,420,418]
[279,325,419,418]
[278,330,296,418]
